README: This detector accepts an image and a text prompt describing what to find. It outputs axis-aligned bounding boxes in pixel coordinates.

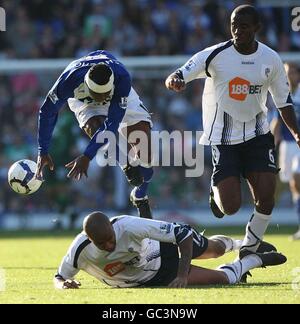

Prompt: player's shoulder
[110,215,147,233]
[207,40,233,52]
[110,215,137,228]
[196,40,233,57]
[110,59,130,80]
[66,232,91,262]
[56,58,88,88]
[192,40,234,68]
[258,42,282,62]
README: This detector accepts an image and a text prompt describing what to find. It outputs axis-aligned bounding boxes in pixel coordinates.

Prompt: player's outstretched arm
[168,233,193,288]
[65,155,90,180]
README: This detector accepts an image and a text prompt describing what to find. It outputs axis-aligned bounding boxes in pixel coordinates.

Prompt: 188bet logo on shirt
[229,77,262,101]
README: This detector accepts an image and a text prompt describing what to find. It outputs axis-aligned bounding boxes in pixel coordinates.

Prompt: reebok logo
[229,77,262,101]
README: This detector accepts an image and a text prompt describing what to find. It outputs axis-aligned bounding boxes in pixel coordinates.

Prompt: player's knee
[211,240,225,258]
[83,116,105,138]
[255,198,275,214]
[222,199,241,215]
[203,240,225,259]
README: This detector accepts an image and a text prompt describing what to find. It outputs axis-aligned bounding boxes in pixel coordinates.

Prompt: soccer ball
[7,159,42,195]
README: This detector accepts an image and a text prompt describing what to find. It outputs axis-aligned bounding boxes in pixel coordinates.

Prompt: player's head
[284,62,300,90]
[83,211,116,252]
[84,63,114,102]
[231,5,261,47]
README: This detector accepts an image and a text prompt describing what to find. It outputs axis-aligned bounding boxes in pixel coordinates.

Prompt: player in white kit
[54,212,286,289]
[165,5,300,257]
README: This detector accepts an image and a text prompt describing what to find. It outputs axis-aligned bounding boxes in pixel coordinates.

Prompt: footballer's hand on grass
[62,279,81,289]
[35,154,54,180]
[54,278,81,289]
[65,155,90,180]
[168,276,188,288]
[165,76,186,92]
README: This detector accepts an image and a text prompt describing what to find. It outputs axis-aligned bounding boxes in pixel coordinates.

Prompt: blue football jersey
[38,50,131,160]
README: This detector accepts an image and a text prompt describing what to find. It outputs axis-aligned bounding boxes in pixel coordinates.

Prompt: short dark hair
[88,63,112,85]
[233,5,261,25]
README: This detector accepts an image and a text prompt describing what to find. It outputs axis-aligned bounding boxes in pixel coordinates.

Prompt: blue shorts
[143,229,208,287]
[211,132,279,186]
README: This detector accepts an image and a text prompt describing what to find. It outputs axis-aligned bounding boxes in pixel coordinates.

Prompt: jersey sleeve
[83,71,131,160]
[56,233,90,280]
[177,45,220,83]
[56,253,80,280]
[38,74,75,155]
[269,55,293,109]
[125,218,193,245]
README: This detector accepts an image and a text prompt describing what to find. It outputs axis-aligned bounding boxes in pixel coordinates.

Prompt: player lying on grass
[54,212,286,289]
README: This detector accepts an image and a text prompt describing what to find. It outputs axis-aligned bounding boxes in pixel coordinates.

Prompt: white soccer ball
[7,159,42,195]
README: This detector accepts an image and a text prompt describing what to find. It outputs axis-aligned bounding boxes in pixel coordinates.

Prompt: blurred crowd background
[1,0,299,59]
[0,0,299,226]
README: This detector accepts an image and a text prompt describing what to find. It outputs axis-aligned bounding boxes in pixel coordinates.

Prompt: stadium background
[0,0,300,230]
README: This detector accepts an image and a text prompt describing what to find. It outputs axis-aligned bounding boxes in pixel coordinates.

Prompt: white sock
[217,254,263,284]
[212,186,225,214]
[241,210,272,252]
[209,235,243,253]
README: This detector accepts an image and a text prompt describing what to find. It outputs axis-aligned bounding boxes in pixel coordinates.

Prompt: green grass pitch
[0,226,300,304]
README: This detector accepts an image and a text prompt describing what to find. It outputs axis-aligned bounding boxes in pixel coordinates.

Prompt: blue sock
[296,198,300,226]
[135,166,153,199]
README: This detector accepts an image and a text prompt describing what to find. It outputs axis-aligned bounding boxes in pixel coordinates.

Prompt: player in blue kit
[35,50,153,218]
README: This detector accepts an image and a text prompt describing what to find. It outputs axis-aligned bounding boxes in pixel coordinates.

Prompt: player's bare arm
[278,106,300,147]
[35,154,54,180]
[65,155,90,180]
[165,73,186,92]
[168,233,193,288]
[83,116,106,139]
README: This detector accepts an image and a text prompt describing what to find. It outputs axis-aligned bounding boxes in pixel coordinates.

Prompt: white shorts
[279,140,300,182]
[67,87,153,132]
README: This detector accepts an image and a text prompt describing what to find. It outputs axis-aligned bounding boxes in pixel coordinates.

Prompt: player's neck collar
[232,40,261,57]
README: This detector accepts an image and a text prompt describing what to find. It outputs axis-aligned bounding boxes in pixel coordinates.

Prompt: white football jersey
[57,216,190,288]
[178,40,292,145]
